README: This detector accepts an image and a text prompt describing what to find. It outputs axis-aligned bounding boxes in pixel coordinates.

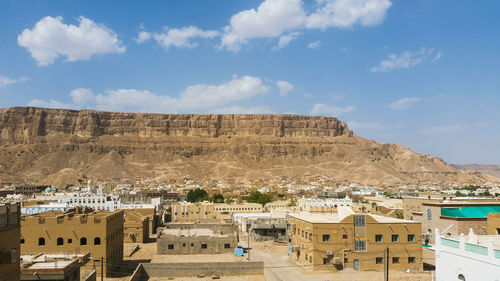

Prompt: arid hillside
[0,107,489,188]
[452,164,500,180]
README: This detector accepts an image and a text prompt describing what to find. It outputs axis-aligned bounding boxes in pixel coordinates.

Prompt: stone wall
[141,261,264,277]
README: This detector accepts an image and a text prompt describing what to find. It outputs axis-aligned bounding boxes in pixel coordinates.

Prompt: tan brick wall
[20,210,123,277]
[487,213,500,235]
[289,215,422,272]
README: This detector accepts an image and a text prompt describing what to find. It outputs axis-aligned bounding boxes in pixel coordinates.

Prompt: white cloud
[371,48,438,72]
[348,121,383,130]
[303,93,314,98]
[151,26,219,50]
[273,32,301,50]
[387,97,420,110]
[27,75,270,113]
[308,40,321,49]
[0,76,28,87]
[276,80,294,96]
[306,0,392,30]
[310,103,355,116]
[135,31,152,44]
[211,106,273,114]
[18,16,125,66]
[220,0,391,51]
[432,51,442,62]
[220,0,307,51]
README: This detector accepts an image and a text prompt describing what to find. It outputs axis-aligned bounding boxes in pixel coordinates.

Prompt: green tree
[288,199,297,207]
[186,188,208,203]
[224,194,234,204]
[245,191,273,206]
[211,193,224,203]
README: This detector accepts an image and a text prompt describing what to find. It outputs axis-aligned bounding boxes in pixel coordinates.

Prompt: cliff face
[0,107,351,141]
[0,107,487,188]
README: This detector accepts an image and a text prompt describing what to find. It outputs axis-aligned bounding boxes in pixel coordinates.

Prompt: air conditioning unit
[333,257,341,265]
[421,233,431,239]
[326,251,333,256]
[0,249,17,264]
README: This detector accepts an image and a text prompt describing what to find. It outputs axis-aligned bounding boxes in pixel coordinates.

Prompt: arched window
[80,237,87,245]
[38,237,45,246]
[94,237,101,245]
[427,209,432,220]
[57,237,64,245]
[458,274,466,281]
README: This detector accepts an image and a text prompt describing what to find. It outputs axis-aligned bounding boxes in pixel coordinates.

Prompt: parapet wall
[140,261,264,277]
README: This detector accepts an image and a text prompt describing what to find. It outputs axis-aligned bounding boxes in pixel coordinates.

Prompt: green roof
[441,206,500,218]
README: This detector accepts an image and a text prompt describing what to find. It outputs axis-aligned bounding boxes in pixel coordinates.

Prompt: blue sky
[0,0,499,164]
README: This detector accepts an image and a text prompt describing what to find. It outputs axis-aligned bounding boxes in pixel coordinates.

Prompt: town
[1,177,500,280]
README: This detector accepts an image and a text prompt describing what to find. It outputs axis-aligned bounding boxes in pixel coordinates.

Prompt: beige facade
[123,209,149,243]
[0,203,21,281]
[288,212,422,272]
[126,208,159,235]
[171,202,217,223]
[214,203,262,213]
[20,207,123,277]
[487,213,500,235]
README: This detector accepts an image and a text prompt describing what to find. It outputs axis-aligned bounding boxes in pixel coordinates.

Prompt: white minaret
[87,180,92,193]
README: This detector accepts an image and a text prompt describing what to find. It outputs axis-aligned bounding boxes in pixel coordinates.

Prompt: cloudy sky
[1,0,499,164]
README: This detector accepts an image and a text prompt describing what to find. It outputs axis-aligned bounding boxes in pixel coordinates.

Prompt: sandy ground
[246,238,432,281]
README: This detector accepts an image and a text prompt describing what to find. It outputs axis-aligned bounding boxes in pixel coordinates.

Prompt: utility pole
[247,231,250,260]
[101,257,104,281]
[384,247,389,281]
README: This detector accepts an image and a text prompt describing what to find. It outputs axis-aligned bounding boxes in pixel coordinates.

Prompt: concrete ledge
[141,261,264,277]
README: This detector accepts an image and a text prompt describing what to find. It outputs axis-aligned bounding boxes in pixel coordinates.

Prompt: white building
[435,228,500,281]
[298,197,352,209]
[37,192,162,211]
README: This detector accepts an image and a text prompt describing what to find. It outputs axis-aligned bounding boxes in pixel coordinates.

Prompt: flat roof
[441,206,500,218]
[162,228,227,237]
[288,212,418,224]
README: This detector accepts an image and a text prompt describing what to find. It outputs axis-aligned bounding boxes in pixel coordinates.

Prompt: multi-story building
[434,229,500,280]
[170,202,217,223]
[124,208,159,236]
[214,203,263,214]
[20,207,123,277]
[123,209,150,243]
[39,193,122,211]
[487,212,500,235]
[0,203,21,281]
[413,202,500,244]
[287,209,422,272]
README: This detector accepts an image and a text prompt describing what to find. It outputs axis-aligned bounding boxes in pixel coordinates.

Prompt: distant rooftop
[162,228,227,237]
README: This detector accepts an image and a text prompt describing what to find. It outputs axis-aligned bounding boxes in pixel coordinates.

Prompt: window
[344,258,348,263]
[168,244,174,249]
[302,230,304,237]
[68,239,72,244]
[342,234,348,239]
[407,234,415,242]
[322,234,330,242]
[57,237,64,245]
[309,256,312,263]
[323,258,330,265]
[94,237,101,245]
[354,216,365,227]
[375,234,383,243]
[391,234,399,242]
[182,243,186,247]
[38,237,45,246]
[408,257,415,263]
[458,274,466,281]
[224,244,231,248]
[309,233,312,240]
[201,244,208,249]
[376,257,383,264]
[191,243,194,247]
[354,241,366,251]
[426,209,432,220]
[20,239,25,244]
[392,257,399,264]
[496,228,500,235]
[80,237,87,245]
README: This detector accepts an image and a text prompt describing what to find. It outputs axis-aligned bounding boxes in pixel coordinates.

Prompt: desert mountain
[0,107,489,188]
[452,164,500,180]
